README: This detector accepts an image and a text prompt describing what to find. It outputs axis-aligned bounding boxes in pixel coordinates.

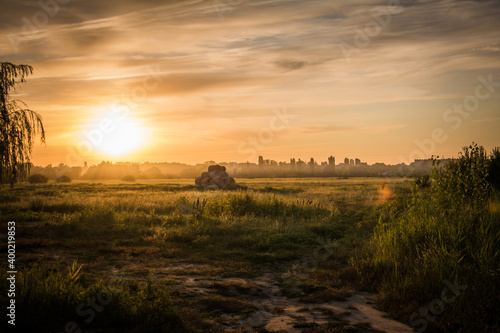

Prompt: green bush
[28,174,48,184]
[413,174,430,188]
[355,143,500,332]
[488,147,500,191]
[431,143,490,210]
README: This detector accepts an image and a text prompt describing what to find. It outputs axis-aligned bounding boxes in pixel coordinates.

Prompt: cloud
[296,125,356,133]
[473,43,500,53]
[274,60,308,71]
[2,0,500,165]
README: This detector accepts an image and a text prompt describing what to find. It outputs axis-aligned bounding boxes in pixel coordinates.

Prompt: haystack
[195,165,241,190]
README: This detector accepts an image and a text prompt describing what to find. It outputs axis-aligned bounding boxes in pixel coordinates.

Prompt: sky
[1,0,499,166]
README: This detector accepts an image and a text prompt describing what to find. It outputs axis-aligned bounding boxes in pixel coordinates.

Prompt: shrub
[356,143,500,332]
[413,174,430,188]
[431,143,490,210]
[121,175,136,182]
[488,147,500,191]
[28,174,48,184]
[56,175,71,183]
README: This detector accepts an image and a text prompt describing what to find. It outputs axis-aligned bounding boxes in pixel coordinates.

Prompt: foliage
[488,147,500,191]
[413,174,430,188]
[28,173,48,184]
[57,174,72,183]
[0,62,45,186]
[356,143,500,332]
[431,142,491,210]
[121,174,136,182]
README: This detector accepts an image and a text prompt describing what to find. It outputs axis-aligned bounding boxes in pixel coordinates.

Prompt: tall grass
[1,261,191,332]
[355,144,500,332]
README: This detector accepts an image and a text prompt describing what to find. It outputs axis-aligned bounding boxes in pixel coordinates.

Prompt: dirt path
[140,263,415,333]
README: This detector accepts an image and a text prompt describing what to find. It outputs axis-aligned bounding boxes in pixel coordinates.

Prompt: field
[1,164,498,332]
[1,177,416,332]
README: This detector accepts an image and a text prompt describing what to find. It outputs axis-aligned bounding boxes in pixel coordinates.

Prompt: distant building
[328,156,335,167]
[413,158,454,168]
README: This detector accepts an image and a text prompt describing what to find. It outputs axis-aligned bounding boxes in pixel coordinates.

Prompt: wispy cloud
[2,0,500,164]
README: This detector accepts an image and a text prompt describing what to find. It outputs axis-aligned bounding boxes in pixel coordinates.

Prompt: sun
[85,110,147,157]
[99,117,145,156]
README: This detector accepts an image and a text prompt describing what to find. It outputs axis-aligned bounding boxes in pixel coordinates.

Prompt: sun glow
[100,117,144,156]
[85,110,147,157]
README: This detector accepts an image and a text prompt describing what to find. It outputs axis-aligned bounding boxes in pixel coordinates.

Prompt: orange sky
[2,0,500,166]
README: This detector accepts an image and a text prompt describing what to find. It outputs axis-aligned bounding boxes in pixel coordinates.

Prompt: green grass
[2,166,497,332]
[1,177,401,331]
[355,144,500,332]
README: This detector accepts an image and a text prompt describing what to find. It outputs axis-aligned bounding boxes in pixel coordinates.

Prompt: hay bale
[215,171,229,178]
[210,176,230,190]
[227,182,241,190]
[200,177,210,186]
[195,164,241,190]
[208,165,225,172]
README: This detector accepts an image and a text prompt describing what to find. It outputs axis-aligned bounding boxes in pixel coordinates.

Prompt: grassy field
[0,177,412,332]
[1,157,498,333]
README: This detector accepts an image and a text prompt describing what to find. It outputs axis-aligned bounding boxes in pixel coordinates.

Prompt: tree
[0,62,45,186]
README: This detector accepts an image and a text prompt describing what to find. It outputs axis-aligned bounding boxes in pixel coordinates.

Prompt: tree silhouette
[0,62,45,186]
